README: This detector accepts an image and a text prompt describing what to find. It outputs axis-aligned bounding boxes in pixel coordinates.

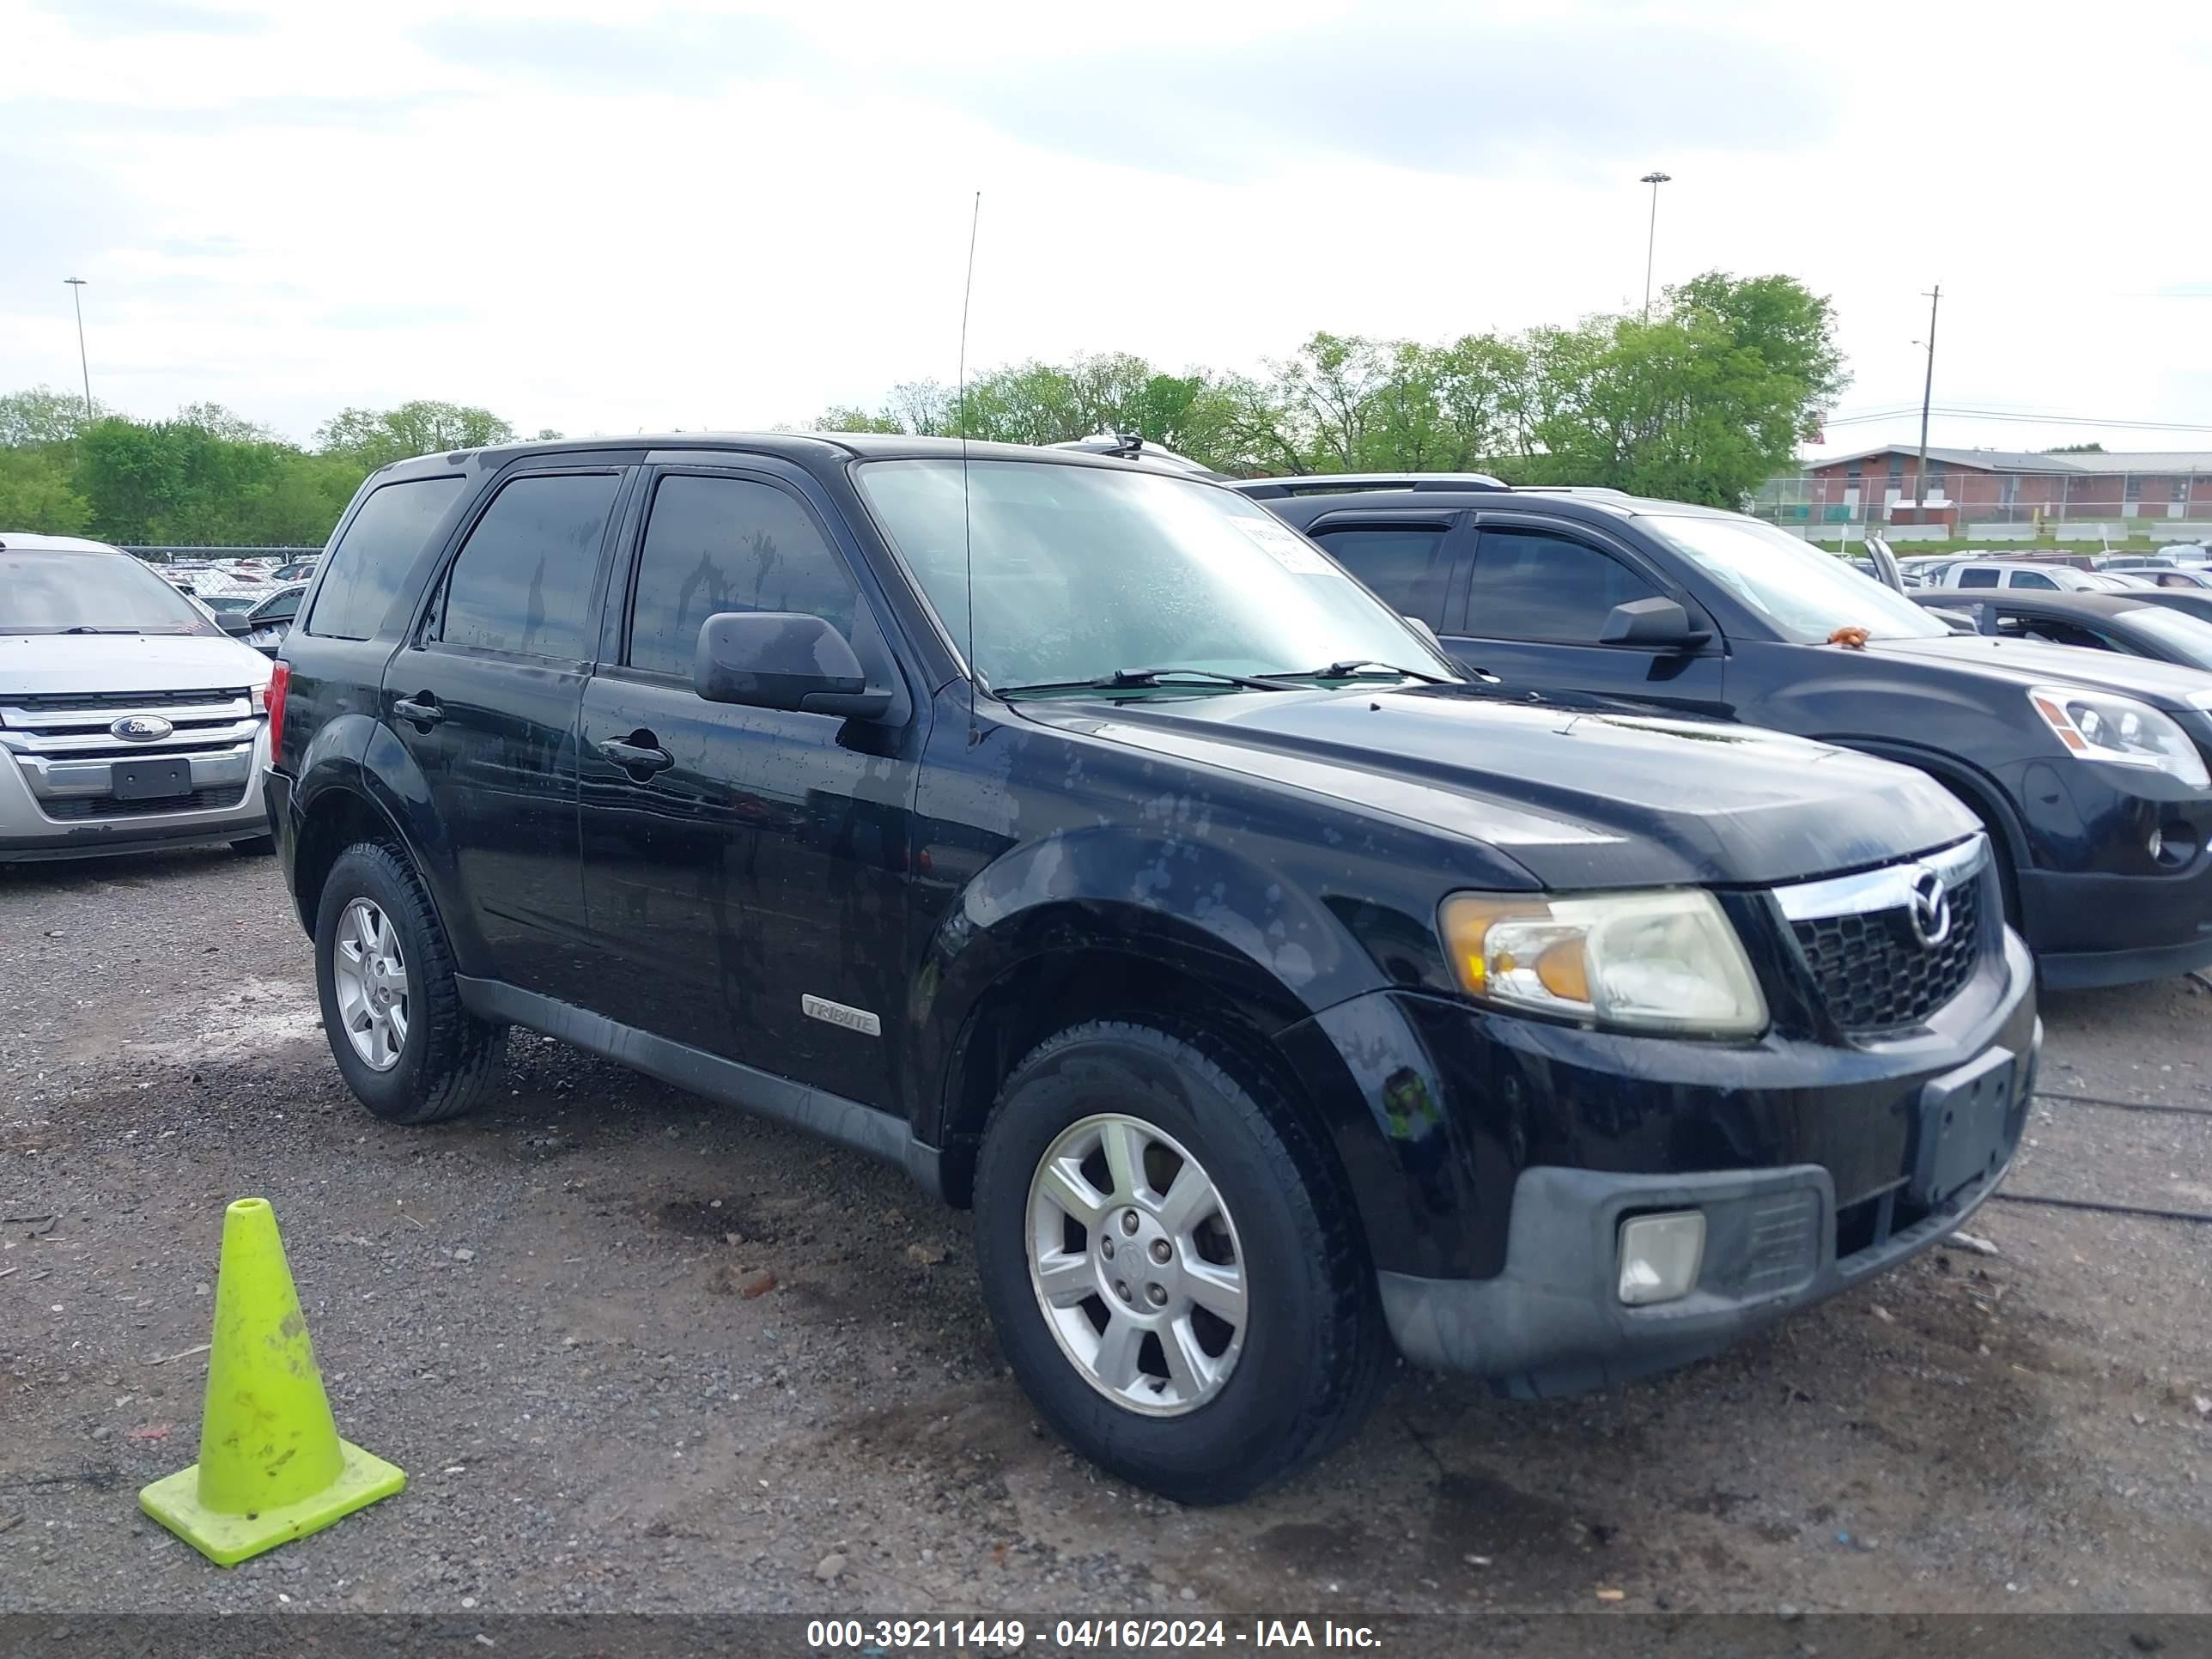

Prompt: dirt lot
[3,848,2210,1617]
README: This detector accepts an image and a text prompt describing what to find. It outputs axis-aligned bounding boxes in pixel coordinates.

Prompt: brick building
[1803,446,2212,527]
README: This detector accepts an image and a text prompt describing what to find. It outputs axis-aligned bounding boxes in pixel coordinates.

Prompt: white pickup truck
[1,532,276,862]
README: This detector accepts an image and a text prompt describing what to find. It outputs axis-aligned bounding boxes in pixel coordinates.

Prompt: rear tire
[313,841,502,1126]
[971,1020,1388,1504]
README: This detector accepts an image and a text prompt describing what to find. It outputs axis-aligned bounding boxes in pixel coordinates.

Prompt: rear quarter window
[305,477,467,641]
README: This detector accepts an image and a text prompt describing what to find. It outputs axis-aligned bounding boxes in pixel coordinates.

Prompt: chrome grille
[7,686,251,714]
[1,688,262,818]
[1775,836,1989,1034]
[41,786,250,821]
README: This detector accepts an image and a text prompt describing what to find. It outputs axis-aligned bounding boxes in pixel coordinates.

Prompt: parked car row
[9,434,2202,1504]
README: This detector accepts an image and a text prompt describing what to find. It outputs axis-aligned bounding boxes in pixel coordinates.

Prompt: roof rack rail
[1232,472,1509,499]
[1510,485,1633,498]
[1049,434,1224,477]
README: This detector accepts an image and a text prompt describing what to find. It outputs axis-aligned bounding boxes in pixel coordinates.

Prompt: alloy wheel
[331,896,410,1072]
[1025,1113,1248,1416]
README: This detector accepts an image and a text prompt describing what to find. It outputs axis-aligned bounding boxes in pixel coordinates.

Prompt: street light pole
[1915,283,1942,512]
[63,277,92,422]
[1639,172,1671,319]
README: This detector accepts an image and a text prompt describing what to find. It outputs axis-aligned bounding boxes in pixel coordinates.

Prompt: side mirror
[1599,597,1710,649]
[694,611,891,720]
[1402,616,1443,652]
[215,611,252,638]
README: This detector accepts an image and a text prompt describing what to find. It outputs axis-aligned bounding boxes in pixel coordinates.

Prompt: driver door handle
[598,735,673,775]
[392,693,444,728]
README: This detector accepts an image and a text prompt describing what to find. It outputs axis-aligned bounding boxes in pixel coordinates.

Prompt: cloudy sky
[5,0,2209,463]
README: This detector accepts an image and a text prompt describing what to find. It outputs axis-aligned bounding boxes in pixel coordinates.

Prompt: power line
[1822,405,2212,434]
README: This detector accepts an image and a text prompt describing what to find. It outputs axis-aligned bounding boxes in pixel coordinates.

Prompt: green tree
[1432,333,1534,469]
[174,402,272,443]
[809,404,908,434]
[0,447,94,533]
[1273,331,1390,471]
[315,401,516,469]
[1519,274,1848,505]
[0,386,102,448]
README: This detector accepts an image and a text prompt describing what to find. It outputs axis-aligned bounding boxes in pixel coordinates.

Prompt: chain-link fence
[124,545,321,563]
[1752,469,2212,542]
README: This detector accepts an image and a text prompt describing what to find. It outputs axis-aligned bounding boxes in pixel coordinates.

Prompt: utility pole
[1915,283,1941,511]
[1639,173,1671,319]
[64,277,92,422]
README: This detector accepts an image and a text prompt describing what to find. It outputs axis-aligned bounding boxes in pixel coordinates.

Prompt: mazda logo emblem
[110,715,173,743]
[1907,868,1952,948]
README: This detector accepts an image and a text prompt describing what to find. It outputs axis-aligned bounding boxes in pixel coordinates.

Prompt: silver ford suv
[1,533,275,862]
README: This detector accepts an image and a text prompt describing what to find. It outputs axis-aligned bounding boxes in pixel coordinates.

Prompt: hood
[1872,632,2212,709]
[1021,685,1976,890]
[0,632,273,696]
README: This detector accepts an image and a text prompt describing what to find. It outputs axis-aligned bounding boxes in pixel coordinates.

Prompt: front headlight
[1438,888,1767,1038]
[2027,685,2209,788]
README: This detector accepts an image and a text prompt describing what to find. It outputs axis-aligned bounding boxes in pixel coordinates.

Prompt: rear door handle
[392,694,444,728]
[598,735,673,775]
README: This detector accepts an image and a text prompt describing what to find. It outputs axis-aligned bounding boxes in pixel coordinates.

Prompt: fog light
[2149,825,2164,860]
[1618,1212,1705,1307]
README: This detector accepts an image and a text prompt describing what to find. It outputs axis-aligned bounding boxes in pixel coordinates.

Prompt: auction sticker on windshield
[1231,514,1334,575]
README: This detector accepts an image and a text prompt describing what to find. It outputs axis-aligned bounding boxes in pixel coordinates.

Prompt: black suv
[1243,477,2212,990]
[266,434,2035,1502]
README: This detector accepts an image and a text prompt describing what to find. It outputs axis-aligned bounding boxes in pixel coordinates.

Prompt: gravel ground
[3,848,2210,1617]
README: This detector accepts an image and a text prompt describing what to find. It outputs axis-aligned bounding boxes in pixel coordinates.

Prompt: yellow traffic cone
[139,1197,404,1566]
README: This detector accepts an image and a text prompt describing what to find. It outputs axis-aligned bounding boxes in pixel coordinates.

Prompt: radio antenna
[957,190,982,745]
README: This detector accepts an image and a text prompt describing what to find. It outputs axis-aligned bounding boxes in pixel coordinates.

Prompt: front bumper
[0,723,270,861]
[1379,1036,2030,1398]
[2008,751,2212,988]
[2017,865,2212,988]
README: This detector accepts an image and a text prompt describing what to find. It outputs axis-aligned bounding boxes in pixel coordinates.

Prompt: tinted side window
[434,472,619,659]
[1311,526,1450,626]
[2010,618,2109,650]
[306,477,465,641]
[627,475,857,678]
[1957,568,1999,588]
[1467,531,1662,642]
[2010,570,2058,590]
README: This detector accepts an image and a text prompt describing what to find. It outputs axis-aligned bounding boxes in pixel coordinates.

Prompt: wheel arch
[927,933,1321,1209]
[291,722,487,975]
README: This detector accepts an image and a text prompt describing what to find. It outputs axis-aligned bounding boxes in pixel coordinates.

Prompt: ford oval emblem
[111,714,174,743]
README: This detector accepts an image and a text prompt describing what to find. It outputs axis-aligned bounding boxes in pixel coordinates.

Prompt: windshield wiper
[1267,659,1462,685]
[999,665,1297,697]
[59,626,143,635]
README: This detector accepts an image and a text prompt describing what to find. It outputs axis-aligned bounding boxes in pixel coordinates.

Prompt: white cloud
[3,0,2209,458]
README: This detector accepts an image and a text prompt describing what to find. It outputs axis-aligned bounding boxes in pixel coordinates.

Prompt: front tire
[313,841,502,1126]
[972,1020,1388,1504]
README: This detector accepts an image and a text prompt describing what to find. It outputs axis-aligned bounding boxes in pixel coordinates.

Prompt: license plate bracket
[110,758,193,802]
[1911,1046,2014,1207]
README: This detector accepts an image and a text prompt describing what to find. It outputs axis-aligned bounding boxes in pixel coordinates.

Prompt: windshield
[2124,605,2212,669]
[1647,514,1950,641]
[1,549,219,635]
[854,459,1452,690]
